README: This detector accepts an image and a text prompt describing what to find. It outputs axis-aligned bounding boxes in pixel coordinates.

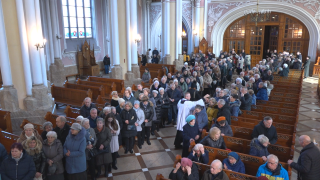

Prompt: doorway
[263,26,279,59]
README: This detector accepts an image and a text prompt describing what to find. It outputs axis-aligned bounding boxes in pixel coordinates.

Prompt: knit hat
[118,98,125,104]
[24,123,34,130]
[186,115,195,123]
[152,90,158,94]
[70,123,82,131]
[257,176,269,180]
[134,100,140,105]
[228,152,239,161]
[217,116,226,122]
[180,158,192,167]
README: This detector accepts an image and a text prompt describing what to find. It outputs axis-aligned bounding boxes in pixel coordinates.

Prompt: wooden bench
[52,84,92,108]
[87,76,125,95]
[272,88,300,93]
[268,96,299,104]
[240,110,297,125]
[270,91,301,99]
[251,105,297,116]
[0,128,19,153]
[64,81,105,101]
[20,119,43,134]
[256,100,298,109]
[63,105,81,119]
[44,112,76,128]
[96,95,112,107]
[145,64,177,74]
[0,110,12,133]
[140,68,163,80]
[76,79,117,96]
[66,73,80,81]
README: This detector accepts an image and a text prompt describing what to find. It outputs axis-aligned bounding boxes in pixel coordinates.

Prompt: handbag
[89,146,109,158]
[127,125,136,131]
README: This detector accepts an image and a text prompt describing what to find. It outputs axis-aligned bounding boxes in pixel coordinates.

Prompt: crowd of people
[0,48,318,180]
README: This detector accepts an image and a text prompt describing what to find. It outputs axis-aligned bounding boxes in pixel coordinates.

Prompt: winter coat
[53,123,71,145]
[211,120,233,137]
[63,128,87,174]
[120,108,138,138]
[167,88,182,105]
[151,84,161,93]
[87,115,100,129]
[292,61,302,70]
[262,74,274,81]
[140,101,154,127]
[42,139,64,175]
[0,150,36,180]
[107,120,120,153]
[200,135,227,149]
[169,163,199,180]
[252,120,278,144]
[22,138,46,175]
[80,103,98,118]
[0,143,8,165]
[187,150,209,164]
[116,105,123,114]
[187,89,201,101]
[158,92,170,117]
[111,98,119,107]
[229,99,241,117]
[201,169,229,180]
[195,108,208,130]
[207,105,219,125]
[154,95,162,121]
[103,56,110,65]
[217,104,231,125]
[134,90,143,100]
[84,127,97,159]
[179,82,188,95]
[148,96,158,121]
[17,129,43,144]
[256,87,268,101]
[133,107,145,132]
[203,74,213,88]
[303,59,310,77]
[290,142,320,180]
[249,139,269,158]
[279,67,289,77]
[94,126,112,165]
[141,72,151,83]
[123,95,136,106]
[159,82,168,91]
[223,156,245,174]
[256,163,289,180]
[182,123,200,152]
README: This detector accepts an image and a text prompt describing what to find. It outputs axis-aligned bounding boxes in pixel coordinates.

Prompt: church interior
[0,0,320,179]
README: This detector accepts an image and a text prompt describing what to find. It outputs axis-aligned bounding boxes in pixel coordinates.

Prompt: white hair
[267,154,279,164]
[81,118,90,126]
[216,88,221,91]
[250,77,255,82]
[193,143,204,151]
[46,131,57,139]
[173,79,178,83]
[218,99,226,105]
[231,83,236,88]
[84,97,91,102]
[211,159,223,170]
[258,134,269,144]
[236,78,242,83]
[159,87,164,92]
[283,64,288,68]
[254,74,260,78]
[103,107,111,113]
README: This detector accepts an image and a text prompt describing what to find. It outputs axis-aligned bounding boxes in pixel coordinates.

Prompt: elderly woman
[207,98,218,128]
[157,87,170,127]
[0,143,36,179]
[94,118,112,177]
[75,115,84,124]
[116,98,125,114]
[17,123,43,143]
[200,127,227,150]
[223,152,245,174]
[265,81,274,96]
[105,114,120,171]
[279,64,289,77]
[63,123,87,180]
[143,88,157,135]
[179,77,188,95]
[169,157,199,180]
[256,82,268,101]
[151,80,160,92]
[152,90,161,131]
[41,121,53,140]
[133,100,145,149]
[188,143,209,164]
[182,115,200,157]
[140,95,154,145]
[81,118,97,180]
[249,134,270,161]
[23,136,46,180]
[211,116,233,137]
[100,106,111,119]
[42,131,64,180]
[110,91,119,107]
[120,102,137,154]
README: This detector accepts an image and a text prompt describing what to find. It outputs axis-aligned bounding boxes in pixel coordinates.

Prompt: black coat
[0,150,36,180]
[169,163,199,180]
[252,120,278,144]
[217,104,231,125]
[154,95,162,120]
[187,89,201,101]
[262,74,274,81]
[111,99,119,107]
[80,103,98,118]
[94,126,112,165]
[103,56,110,65]
[120,108,137,138]
[200,135,227,150]
[279,67,289,77]
[240,93,252,111]
[167,88,181,105]
[249,139,269,158]
[290,142,320,180]
[53,123,70,145]
[140,102,154,125]
[0,143,7,165]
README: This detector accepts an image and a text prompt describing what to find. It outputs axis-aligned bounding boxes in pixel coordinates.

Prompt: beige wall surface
[170,2,176,64]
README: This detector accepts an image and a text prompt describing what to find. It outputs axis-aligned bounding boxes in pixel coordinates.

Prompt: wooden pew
[63,105,80,119]
[76,79,117,96]
[64,81,105,101]
[272,88,300,93]
[256,100,298,109]
[44,112,76,128]
[251,105,297,116]
[270,91,301,99]
[0,110,12,133]
[0,128,19,153]
[51,84,92,108]
[145,64,177,74]
[268,96,299,104]
[87,76,124,95]
[96,95,112,108]
[20,119,43,134]
[240,110,297,125]
[140,68,162,80]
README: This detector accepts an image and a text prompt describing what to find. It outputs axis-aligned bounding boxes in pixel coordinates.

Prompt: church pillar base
[111,65,123,79]
[174,54,184,71]
[163,54,172,64]
[131,64,141,79]
[30,84,53,110]
[50,58,65,86]
[125,72,135,82]
[0,86,19,112]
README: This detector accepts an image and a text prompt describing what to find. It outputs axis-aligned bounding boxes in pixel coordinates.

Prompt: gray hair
[254,74,260,78]
[249,77,255,82]
[58,116,67,123]
[231,83,236,88]
[193,143,204,151]
[103,107,111,113]
[259,82,265,87]
[258,134,269,144]
[267,154,279,164]
[211,159,223,170]
[90,108,97,113]
[96,118,104,124]
[84,97,91,102]
[236,78,242,83]
[111,106,116,111]
[81,118,90,126]
[46,131,57,139]
[43,122,53,129]
[218,99,225,106]
[216,88,221,91]
[263,116,273,121]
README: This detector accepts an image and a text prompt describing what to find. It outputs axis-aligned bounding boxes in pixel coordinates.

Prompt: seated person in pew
[211,116,233,137]
[17,123,43,143]
[223,152,245,174]
[187,143,209,164]
[87,108,100,129]
[256,82,268,101]
[182,115,201,157]
[202,159,230,180]
[41,121,53,141]
[229,94,241,117]
[252,116,278,144]
[278,64,289,77]
[256,154,289,180]
[80,97,98,117]
[240,87,253,110]
[249,134,270,161]
[248,89,256,105]
[200,127,227,150]
[142,68,151,83]
[169,157,199,180]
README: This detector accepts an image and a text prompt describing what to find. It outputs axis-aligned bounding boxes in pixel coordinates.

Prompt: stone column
[175,0,182,60]
[146,0,151,50]
[194,0,200,47]
[203,0,208,39]
[130,0,140,79]
[125,0,134,81]
[162,0,171,64]
[0,0,19,112]
[110,0,122,79]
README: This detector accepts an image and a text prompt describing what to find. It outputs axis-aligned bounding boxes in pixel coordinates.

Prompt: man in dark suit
[167,83,181,125]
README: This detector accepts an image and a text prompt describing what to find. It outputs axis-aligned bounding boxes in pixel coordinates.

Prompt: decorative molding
[277,0,320,20]
[182,2,193,30]
[150,4,162,29]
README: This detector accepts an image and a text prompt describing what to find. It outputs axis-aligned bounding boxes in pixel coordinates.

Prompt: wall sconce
[56,34,61,39]
[35,39,46,51]
[181,31,186,38]
[135,34,141,43]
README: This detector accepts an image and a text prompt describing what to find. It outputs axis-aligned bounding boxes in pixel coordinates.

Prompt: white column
[175,0,182,59]
[45,0,54,64]
[194,0,200,47]
[15,0,32,95]
[49,0,61,59]
[126,0,132,71]
[130,0,138,65]
[24,0,43,85]
[0,0,13,86]
[203,0,208,39]
[162,0,170,56]
[146,0,151,50]
[110,0,120,65]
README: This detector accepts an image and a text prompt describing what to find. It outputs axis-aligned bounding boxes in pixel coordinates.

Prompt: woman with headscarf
[223,151,245,174]
[182,115,200,157]
[17,123,43,143]
[41,121,53,141]
[169,157,199,180]
[105,114,120,171]
[151,80,161,92]
[200,127,227,150]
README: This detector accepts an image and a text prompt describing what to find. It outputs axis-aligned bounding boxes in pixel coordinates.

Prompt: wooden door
[249,26,265,65]
[228,40,244,54]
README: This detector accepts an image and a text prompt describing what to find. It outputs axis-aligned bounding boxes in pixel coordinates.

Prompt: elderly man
[256,82,268,101]
[249,134,270,161]
[240,87,252,111]
[167,83,181,125]
[87,108,100,129]
[288,135,320,180]
[216,99,231,125]
[263,70,274,81]
[53,116,70,145]
[256,154,289,180]
[134,84,143,100]
[202,159,229,180]
[252,116,278,144]
[80,97,98,117]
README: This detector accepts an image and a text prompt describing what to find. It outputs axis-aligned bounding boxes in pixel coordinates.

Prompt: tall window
[229,19,246,38]
[62,0,93,39]
[284,17,302,38]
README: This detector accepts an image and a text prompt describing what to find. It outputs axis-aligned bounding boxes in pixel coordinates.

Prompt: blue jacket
[223,157,245,174]
[0,143,8,165]
[63,127,87,174]
[187,150,209,164]
[87,116,100,129]
[251,94,256,105]
[195,108,208,129]
[249,139,269,158]
[256,163,289,180]
[0,150,36,180]
[256,87,268,101]
[229,99,241,117]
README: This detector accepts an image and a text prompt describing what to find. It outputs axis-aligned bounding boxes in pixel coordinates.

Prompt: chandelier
[244,0,271,26]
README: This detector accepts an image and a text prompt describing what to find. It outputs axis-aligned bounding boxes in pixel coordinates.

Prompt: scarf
[12,152,23,163]
[112,97,119,101]
[266,163,281,176]
[97,126,103,132]
[25,133,35,139]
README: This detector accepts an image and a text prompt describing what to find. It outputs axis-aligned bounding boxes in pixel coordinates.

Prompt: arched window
[62,0,93,39]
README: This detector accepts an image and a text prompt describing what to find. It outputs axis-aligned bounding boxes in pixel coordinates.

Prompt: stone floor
[55,76,320,180]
